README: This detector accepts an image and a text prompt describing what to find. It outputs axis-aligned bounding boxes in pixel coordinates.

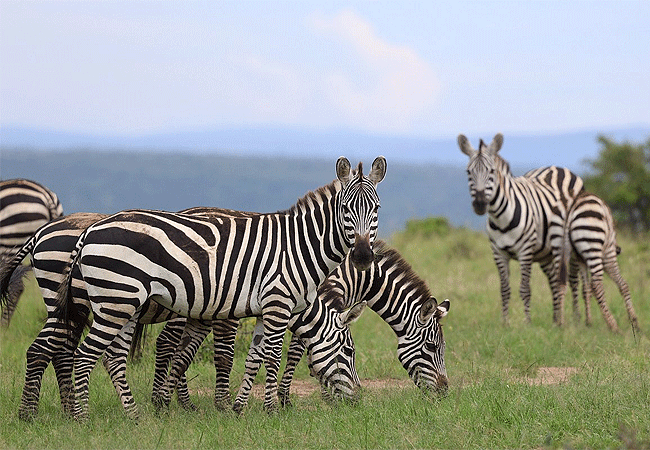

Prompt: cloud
[309,9,440,133]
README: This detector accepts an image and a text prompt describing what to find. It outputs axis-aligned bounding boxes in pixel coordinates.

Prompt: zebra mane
[372,240,433,306]
[319,239,434,311]
[355,161,363,179]
[494,153,512,176]
[476,139,512,177]
[278,179,341,215]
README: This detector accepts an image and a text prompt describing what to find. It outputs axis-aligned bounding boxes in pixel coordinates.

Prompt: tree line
[583,135,650,232]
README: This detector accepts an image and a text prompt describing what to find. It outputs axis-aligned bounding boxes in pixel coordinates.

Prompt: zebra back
[0,179,63,255]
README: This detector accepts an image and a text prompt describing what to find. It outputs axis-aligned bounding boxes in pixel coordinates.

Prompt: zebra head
[302,301,367,403]
[397,297,450,395]
[458,133,504,215]
[336,156,387,271]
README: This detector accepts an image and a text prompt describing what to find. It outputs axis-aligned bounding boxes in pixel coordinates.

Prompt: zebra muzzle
[350,233,374,271]
[472,196,488,215]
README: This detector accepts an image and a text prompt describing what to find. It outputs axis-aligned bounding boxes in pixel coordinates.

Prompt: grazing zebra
[55,156,386,419]
[566,191,639,332]
[275,240,451,403]
[458,133,584,325]
[0,178,63,325]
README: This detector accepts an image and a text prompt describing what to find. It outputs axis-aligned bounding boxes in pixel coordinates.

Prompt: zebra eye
[424,341,438,352]
[342,346,354,357]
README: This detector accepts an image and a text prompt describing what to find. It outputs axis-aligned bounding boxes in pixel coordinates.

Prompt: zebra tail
[558,217,571,288]
[0,236,36,312]
[53,229,87,332]
[129,322,149,362]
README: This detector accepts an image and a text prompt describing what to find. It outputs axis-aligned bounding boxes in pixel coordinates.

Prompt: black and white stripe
[0,207,267,420]
[458,134,584,325]
[56,156,386,419]
[0,179,63,325]
[274,240,450,404]
[0,209,243,420]
[566,191,639,332]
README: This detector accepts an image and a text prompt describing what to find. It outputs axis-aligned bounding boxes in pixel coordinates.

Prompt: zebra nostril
[350,234,374,271]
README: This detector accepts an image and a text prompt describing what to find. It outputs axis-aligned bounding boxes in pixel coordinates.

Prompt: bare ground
[243,367,578,399]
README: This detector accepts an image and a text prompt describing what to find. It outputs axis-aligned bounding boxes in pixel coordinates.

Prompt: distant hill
[2,123,648,235]
[2,125,648,171]
[1,148,487,236]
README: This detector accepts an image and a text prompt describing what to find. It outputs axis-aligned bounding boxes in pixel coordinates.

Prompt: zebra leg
[540,258,566,328]
[260,309,292,413]
[211,318,238,410]
[580,263,592,326]
[72,310,138,421]
[587,261,620,333]
[233,308,292,414]
[278,333,306,407]
[51,325,86,418]
[492,251,511,325]
[101,319,142,419]
[153,318,211,411]
[518,258,535,324]
[151,318,197,409]
[568,255,582,322]
[603,246,639,332]
[18,317,71,421]
[233,319,265,415]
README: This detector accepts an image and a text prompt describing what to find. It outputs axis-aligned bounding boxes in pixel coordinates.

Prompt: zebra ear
[336,157,352,185]
[457,134,475,157]
[434,299,450,320]
[368,156,387,185]
[489,133,504,154]
[338,300,367,327]
[419,296,438,322]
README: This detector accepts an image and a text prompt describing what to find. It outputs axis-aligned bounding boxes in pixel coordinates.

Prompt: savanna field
[1,218,649,449]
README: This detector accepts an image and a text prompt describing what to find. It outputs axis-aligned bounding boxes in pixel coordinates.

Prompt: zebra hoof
[263,402,279,415]
[73,411,89,423]
[179,400,199,412]
[232,401,245,416]
[214,397,232,412]
[151,394,170,411]
[279,393,292,408]
[18,407,37,422]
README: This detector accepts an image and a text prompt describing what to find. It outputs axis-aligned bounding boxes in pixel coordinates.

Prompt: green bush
[403,216,452,238]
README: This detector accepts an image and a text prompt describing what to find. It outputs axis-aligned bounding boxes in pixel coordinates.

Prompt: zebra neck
[283,180,350,266]
[487,172,523,231]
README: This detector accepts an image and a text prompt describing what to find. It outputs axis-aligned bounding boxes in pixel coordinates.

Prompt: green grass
[1,221,649,449]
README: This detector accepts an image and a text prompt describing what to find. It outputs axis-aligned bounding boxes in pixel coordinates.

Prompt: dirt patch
[522,366,579,386]
[246,378,413,399]
[193,369,577,401]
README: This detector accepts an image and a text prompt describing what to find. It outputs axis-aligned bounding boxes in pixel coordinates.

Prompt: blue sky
[1,1,648,140]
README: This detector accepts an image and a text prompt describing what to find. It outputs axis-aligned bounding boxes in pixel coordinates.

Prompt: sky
[0,1,649,141]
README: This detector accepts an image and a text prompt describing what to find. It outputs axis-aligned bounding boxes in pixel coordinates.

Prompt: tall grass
[1,219,649,449]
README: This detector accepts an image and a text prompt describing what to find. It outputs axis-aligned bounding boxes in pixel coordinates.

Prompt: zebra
[275,240,451,403]
[0,209,243,420]
[0,178,63,325]
[458,133,584,325]
[566,191,639,333]
[54,156,386,419]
